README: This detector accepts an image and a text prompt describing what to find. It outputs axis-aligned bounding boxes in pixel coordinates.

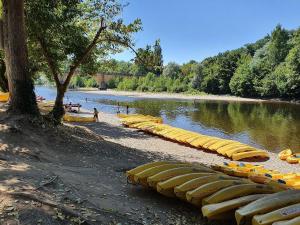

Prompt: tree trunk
[0,20,4,50]
[0,2,8,92]
[50,84,66,123]
[0,58,8,92]
[2,0,39,115]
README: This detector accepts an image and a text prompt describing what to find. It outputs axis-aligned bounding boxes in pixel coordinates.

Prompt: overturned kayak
[273,216,300,225]
[186,179,251,206]
[235,190,300,225]
[202,194,269,220]
[252,202,300,225]
[156,172,214,197]
[202,183,277,206]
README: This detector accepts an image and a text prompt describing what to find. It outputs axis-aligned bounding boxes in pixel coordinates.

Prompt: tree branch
[97,37,149,70]
[64,18,107,87]
[37,36,61,86]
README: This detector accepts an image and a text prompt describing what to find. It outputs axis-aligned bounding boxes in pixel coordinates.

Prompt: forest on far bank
[36,25,300,100]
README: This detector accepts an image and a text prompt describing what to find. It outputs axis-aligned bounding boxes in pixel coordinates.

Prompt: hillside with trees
[106,25,300,100]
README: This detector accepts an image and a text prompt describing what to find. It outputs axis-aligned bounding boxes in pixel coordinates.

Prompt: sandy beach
[77,89,299,104]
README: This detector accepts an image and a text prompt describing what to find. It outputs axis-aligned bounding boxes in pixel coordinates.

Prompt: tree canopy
[132,39,163,76]
[26,0,141,121]
[106,24,300,100]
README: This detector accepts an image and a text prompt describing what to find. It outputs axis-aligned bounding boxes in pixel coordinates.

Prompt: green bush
[117,77,139,91]
[84,77,98,87]
[69,76,85,88]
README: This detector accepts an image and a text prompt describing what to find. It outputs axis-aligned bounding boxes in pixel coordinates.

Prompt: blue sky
[113,0,300,64]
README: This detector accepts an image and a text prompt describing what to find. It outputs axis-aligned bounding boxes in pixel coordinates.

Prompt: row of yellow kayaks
[279,149,300,164]
[118,113,163,124]
[0,92,9,102]
[214,162,300,190]
[119,114,269,161]
[126,161,300,224]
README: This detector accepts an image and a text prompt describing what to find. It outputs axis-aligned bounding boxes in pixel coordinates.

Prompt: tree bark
[0,20,4,50]
[2,0,39,115]
[0,4,8,92]
[50,84,66,123]
[0,58,8,92]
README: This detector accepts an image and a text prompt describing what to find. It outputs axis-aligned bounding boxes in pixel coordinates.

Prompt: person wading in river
[93,108,99,122]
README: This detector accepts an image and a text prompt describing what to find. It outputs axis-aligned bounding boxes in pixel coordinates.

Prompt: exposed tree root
[35,176,58,190]
[0,191,97,225]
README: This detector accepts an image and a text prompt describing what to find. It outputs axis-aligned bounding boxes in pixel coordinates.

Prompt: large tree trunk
[0,20,4,50]
[0,1,8,92]
[50,84,66,123]
[0,58,8,92]
[2,0,39,115]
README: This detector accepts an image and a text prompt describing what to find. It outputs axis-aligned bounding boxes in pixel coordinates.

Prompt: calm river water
[36,86,300,153]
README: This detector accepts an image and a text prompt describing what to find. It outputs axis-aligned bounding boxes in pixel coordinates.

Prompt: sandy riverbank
[77,89,299,104]
[84,111,299,173]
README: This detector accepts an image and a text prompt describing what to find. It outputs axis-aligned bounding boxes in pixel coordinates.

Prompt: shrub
[162,62,181,79]
[69,76,85,88]
[84,77,98,88]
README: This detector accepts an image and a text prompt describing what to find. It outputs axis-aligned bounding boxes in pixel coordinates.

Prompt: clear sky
[113,0,300,64]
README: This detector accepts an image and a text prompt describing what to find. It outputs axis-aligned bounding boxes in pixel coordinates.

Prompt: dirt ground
[0,108,233,225]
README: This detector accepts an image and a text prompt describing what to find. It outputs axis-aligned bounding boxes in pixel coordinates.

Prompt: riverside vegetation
[32,25,300,100]
[94,25,299,100]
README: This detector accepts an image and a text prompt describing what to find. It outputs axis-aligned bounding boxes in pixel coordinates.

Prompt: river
[36,86,300,153]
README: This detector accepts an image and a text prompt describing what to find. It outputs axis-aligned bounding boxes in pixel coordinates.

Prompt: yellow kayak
[202,183,276,206]
[232,150,269,161]
[272,216,300,225]
[277,176,300,189]
[279,149,293,160]
[235,190,300,225]
[0,92,9,102]
[202,194,268,220]
[286,154,300,164]
[252,202,300,225]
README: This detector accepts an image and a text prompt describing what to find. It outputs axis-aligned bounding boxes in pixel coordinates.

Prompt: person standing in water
[126,105,129,114]
[93,108,99,122]
[117,102,120,114]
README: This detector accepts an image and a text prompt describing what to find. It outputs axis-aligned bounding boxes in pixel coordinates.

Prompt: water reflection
[36,87,300,153]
